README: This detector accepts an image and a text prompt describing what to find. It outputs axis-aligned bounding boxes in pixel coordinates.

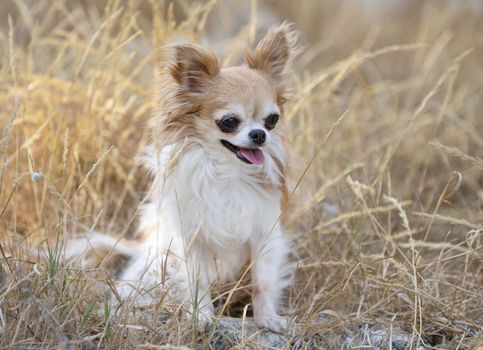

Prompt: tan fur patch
[153,24,298,197]
[245,22,299,98]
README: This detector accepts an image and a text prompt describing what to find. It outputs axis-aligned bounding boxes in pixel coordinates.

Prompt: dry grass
[0,0,482,349]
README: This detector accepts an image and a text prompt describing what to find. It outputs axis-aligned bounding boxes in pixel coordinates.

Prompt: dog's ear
[169,43,220,93]
[245,23,299,87]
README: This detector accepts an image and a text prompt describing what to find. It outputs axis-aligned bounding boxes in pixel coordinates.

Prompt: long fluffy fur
[67,23,298,333]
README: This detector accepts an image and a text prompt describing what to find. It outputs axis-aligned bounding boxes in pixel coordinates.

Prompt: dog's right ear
[169,43,220,93]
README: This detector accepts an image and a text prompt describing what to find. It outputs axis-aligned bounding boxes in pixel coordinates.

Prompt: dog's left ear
[245,23,299,88]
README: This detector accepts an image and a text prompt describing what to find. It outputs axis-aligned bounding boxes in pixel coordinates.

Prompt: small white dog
[68,23,298,333]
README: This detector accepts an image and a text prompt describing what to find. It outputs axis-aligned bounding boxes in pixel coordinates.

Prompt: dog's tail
[65,232,141,274]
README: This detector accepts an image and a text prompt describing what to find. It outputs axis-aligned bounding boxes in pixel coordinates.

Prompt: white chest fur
[152,144,282,248]
[118,142,290,326]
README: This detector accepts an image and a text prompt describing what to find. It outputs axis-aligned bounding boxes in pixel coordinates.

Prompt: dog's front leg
[184,248,215,328]
[251,228,290,333]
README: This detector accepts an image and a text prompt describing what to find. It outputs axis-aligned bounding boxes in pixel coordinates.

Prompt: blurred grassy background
[0,0,482,348]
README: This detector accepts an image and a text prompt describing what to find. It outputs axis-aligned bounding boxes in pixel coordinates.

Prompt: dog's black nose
[249,129,266,145]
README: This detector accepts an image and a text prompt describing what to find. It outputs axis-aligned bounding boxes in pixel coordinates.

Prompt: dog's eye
[217,115,240,133]
[264,113,279,130]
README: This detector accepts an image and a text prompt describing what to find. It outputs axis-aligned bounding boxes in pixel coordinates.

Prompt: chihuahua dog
[68,23,298,333]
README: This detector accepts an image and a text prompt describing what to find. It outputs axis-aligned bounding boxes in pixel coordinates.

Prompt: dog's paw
[184,306,215,330]
[254,314,288,333]
[194,310,214,330]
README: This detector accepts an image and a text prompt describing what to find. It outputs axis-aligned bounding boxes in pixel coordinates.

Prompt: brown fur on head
[245,22,299,104]
[154,24,298,202]
[170,43,221,93]
[156,23,298,148]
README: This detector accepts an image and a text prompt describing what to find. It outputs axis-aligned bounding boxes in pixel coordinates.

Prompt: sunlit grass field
[0,1,482,348]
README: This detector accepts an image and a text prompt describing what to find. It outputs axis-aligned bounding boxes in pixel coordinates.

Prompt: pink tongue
[239,148,265,165]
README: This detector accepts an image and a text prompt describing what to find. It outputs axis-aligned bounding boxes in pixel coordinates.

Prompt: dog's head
[159,23,298,168]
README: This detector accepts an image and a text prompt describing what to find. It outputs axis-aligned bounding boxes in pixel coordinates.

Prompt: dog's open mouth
[221,140,265,165]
